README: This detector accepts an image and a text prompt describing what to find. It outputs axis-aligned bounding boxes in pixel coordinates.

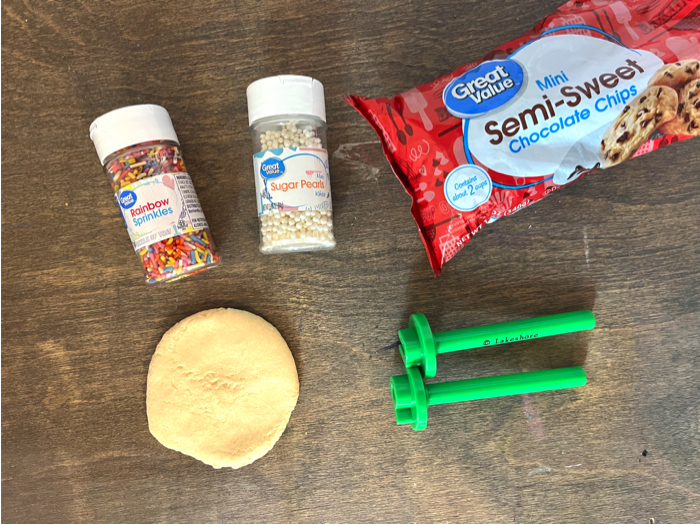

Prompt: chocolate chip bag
[347,0,700,275]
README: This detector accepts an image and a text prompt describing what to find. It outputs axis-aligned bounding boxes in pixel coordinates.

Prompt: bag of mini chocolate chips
[347,0,700,275]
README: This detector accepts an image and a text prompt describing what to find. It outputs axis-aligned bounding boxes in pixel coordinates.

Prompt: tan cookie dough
[660,78,700,136]
[147,308,299,469]
[600,86,678,167]
[647,59,700,90]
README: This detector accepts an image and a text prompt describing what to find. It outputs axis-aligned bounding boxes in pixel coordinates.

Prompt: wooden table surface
[3,0,700,522]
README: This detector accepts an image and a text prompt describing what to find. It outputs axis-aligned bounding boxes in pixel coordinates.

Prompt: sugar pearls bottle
[246,75,336,253]
[90,105,220,284]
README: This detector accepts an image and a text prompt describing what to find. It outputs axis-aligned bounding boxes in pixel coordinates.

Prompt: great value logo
[443,59,525,119]
[118,190,137,209]
[260,157,286,179]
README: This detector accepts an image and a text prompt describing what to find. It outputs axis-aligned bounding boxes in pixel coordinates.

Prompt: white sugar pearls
[258,123,323,150]
[258,209,334,253]
[247,75,336,254]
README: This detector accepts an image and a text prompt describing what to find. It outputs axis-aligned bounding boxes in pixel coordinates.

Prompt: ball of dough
[147,308,299,469]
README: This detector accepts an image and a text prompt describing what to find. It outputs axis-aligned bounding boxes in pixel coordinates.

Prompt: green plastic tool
[391,366,587,431]
[399,310,595,378]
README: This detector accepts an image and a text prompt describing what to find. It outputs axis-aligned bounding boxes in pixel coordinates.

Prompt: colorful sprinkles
[104,141,220,284]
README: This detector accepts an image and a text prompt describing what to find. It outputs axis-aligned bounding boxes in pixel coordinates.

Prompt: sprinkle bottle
[90,105,220,284]
[247,75,336,254]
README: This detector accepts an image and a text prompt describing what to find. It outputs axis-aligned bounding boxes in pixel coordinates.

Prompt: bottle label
[449,35,664,180]
[253,147,332,215]
[115,172,209,250]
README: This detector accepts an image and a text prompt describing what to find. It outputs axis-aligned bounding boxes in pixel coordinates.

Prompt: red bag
[347,0,700,275]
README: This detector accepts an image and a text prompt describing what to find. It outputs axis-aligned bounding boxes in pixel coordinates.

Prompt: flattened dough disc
[147,308,299,469]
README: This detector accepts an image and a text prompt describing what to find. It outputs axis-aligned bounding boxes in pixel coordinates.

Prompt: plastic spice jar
[90,105,220,284]
[246,75,336,254]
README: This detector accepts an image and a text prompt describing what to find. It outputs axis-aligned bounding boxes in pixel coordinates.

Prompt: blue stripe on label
[509,24,639,58]
[492,176,553,189]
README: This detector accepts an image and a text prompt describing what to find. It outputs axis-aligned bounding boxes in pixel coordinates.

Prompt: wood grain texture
[2,0,699,522]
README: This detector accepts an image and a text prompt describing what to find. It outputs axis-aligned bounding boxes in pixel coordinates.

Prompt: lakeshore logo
[443,59,525,119]
[483,333,539,346]
[118,190,137,209]
[260,157,285,179]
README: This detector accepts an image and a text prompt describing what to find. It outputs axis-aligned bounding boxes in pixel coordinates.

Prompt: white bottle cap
[246,75,326,126]
[89,104,179,165]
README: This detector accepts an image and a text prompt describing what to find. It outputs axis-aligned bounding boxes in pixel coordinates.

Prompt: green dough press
[391,366,587,431]
[399,310,595,378]
[390,311,595,430]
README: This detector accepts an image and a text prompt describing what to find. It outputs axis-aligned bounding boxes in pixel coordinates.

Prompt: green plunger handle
[434,311,595,354]
[390,366,587,430]
[427,366,587,405]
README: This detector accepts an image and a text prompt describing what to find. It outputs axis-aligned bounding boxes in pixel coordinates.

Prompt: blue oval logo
[260,158,285,179]
[443,59,525,119]
[118,190,137,209]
